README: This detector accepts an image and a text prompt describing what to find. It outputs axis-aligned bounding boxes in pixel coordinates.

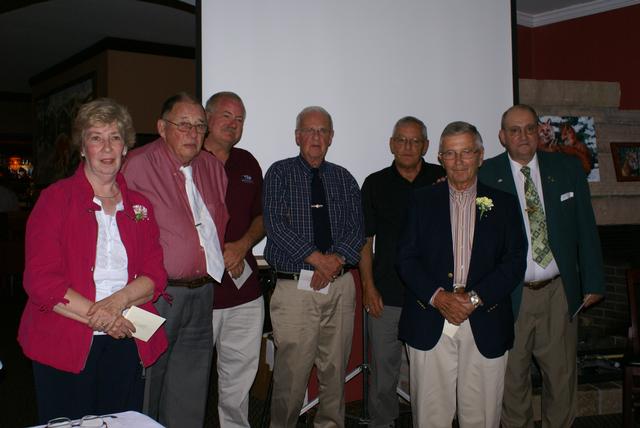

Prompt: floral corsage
[476,196,494,219]
[132,204,149,222]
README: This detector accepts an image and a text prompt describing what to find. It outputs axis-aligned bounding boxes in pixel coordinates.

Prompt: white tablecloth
[30,411,164,428]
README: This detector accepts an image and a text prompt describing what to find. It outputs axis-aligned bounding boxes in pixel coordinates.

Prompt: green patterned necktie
[521,166,553,268]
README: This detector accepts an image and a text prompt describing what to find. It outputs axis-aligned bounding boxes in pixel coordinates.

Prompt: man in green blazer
[478,104,604,428]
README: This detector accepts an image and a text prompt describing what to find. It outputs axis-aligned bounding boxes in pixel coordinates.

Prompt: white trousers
[407,321,508,428]
[212,296,265,428]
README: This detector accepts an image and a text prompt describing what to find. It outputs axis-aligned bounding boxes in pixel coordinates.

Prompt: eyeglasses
[298,128,331,137]
[392,136,424,146]
[47,415,107,427]
[439,149,480,161]
[164,119,208,134]
[505,124,538,137]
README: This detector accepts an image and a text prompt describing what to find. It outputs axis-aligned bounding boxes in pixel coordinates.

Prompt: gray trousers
[368,305,403,428]
[143,284,214,428]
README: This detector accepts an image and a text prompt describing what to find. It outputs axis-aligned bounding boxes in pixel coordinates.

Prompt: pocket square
[560,192,574,202]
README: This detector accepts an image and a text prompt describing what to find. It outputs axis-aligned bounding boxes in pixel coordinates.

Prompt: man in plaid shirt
[263,106,365,428]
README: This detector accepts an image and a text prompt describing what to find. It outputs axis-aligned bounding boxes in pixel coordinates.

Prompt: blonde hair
[71,98,136,151]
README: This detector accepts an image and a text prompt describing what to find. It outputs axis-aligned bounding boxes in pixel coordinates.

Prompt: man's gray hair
[500,104,539,129]
[205,91,246,118]
[296,106,333,130]
[159,92,201,119]
[392,116,428,140]
[439,121,483,151]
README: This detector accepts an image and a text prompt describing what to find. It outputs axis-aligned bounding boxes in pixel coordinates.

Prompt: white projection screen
[201,0,515,251]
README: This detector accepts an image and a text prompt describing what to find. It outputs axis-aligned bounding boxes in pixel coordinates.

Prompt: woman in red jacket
[18,98,168,423]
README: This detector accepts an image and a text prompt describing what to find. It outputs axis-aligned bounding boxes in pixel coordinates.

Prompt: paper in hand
[231,259,252,289]
[570,301,586,321]
[123,306,166,342]
[297,269,329,295]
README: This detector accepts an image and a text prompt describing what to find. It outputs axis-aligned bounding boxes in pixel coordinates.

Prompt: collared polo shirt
[211,147,264,309]
[361,160,444,307]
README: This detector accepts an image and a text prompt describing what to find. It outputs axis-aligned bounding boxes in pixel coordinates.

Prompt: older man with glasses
[396,121,526,427]
[479,104,604,427]
[263,106,365,427]
[122,92,229,428]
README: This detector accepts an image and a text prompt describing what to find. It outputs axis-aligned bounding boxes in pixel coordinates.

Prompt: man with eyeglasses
[359,116,443,428]
[479,104,604,427]
[203,91,265,428]
[263,106,365,427]
[122,92,229,428]
[396,121,526,427]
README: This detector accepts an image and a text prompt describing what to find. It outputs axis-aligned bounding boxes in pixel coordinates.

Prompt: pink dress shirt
[121,138,229,280]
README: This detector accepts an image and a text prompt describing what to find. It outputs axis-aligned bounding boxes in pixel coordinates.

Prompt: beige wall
[31,52,108,100]
[107,50,196,134]
[29,49,196,135]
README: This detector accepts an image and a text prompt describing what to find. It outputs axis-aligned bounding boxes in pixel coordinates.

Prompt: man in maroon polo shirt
[203,91,265,427]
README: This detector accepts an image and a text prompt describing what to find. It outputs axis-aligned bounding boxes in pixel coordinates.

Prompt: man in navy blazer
[397,121,527,427]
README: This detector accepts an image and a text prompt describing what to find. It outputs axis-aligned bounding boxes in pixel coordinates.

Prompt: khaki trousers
[408,321,508,428]
[269,273,356,428]
[501,277,578,428]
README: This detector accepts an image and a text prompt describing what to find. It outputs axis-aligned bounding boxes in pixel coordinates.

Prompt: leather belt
[167,275,213,289]
[276,265,357,281]
[524,275,560,290]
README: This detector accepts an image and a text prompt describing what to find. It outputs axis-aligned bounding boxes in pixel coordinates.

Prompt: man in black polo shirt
[203,91,265,427]
[359,116,444,428]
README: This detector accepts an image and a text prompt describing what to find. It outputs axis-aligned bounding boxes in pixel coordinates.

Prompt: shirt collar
[159,137,202,171]
[391,159,428,183]
[92,197,125,213]
[508,152,540,179]
[297,155,327,174]
[448,178,477,198]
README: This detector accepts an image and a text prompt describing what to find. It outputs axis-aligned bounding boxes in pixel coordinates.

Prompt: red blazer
[18,165,168,373]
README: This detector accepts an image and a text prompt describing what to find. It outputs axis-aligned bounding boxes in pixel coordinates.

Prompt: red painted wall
[517,4,640,109]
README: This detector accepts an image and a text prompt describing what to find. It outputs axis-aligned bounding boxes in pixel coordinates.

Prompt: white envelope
[231,260,252,289]
[297,269,330,295]
[123,306,166,342]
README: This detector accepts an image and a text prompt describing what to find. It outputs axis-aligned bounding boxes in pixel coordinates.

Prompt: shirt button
[448,272,453,278]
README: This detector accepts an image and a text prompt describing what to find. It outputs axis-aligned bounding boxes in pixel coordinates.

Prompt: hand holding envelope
[123,306,166,342]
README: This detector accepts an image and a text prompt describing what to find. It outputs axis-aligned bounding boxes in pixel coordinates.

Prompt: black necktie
[311,168,332,252]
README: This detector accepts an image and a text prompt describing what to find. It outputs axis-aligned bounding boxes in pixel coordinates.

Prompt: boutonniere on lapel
[476,196,494,219]
[132,204,149,222]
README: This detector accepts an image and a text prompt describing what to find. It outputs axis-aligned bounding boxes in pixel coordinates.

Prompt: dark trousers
[33,335,143,424]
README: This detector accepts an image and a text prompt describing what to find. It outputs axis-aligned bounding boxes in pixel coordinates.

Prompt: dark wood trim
[196,0,202,101]
[0,0,46,14]
[510,0,519,104]
[0,133,31,141]
[29,37,196,87]
[0,92,31,102]
[33,72,96,103]
[2,0,194,14]
[138,0,195,14]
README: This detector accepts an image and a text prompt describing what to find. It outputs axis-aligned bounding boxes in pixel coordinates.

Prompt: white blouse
[92,198,128,334]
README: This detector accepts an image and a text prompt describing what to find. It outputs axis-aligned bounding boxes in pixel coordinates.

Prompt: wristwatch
[468,290,482,308]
